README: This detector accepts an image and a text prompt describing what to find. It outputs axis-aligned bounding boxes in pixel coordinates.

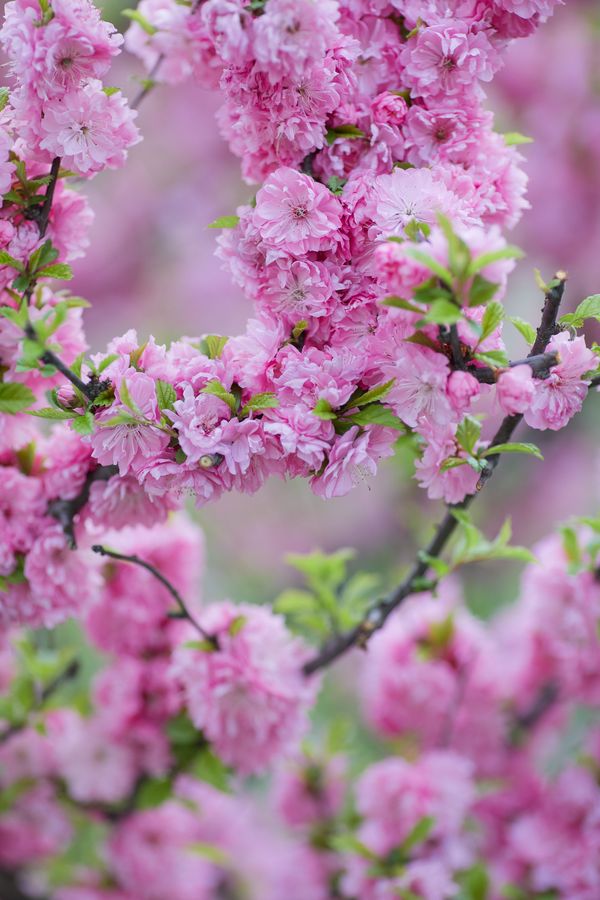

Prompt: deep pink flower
[497,364,535,415]
[524,333,595,431]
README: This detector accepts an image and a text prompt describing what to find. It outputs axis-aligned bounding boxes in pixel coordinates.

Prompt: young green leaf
[200,380,238,414]
[39,263,73,281]
[405,248,453,287]
[468,274,499,307]
[344,404,405,430]
[347,379,395,409]
[0,382,36,414]
[313,398,337,420]
[240,392,278,416]
[456,416,481,455]
[467,246,524,277]
[559,294,600,329]
[122,8,157,34]
[503,132,533,146]
[207,215,240,229]
[478,301,504,344]
[417,298,462,326]
[28,407,73,420]
[480,442,543,461]
[156,380,177,411]
[509,316,537,345]
[70,411,95,436]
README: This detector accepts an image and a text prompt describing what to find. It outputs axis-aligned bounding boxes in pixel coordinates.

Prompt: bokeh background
[70,0,600,619]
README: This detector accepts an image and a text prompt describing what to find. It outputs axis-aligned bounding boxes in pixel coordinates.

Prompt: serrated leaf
[156,380,177,411]
[559,294,600,329]
[437,214,471,280]
[207,215,239,229]
[348,379,395,409]
[480,442,543,461]
[240,392,278,416]
[0,382,35,414]
[478,301,504,344]
[456,415,481,455]
[39,263,73,281]
[440,456,468,472]
[28,407,73,420]
[0,87,9,113]
[509,316,537,345]
[71,412,94,435]
[0,250,24,271]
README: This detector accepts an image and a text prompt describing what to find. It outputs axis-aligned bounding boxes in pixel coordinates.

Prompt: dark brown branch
[91,545,217,646]
[48,464,118,548]
[511,683,558,739]
[303,275,567,676]
[38,157,61,238]
[131,55,164,110]
[469,351,559,385]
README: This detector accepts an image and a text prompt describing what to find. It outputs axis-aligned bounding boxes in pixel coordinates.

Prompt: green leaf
[467,246,524,277]
[347,379,395,409]
[473,349,510,368]
[417,298,462,326]
[70,412,94,436]
[437,214,471,280]
[39,263,73,280]
[122,8,158,34]
[509,316,537,345]
[191,747,230,792]
[440,456,468,472]
[228,615,246,636]
[0,382,35,414]
[0,250,24,271]
[469,274,499,307]
[183,639,218,653]
[381,295,423,313]
[503,132,534,146]
[187,842,229,865]
[97,353,118,373]
[200,380,238,414]
[405,248,453,287]
[136,778,172,809]
[480,442,543,461]
[327,176,346,195]
[456,416,481,455]
[28,407,73,420]
[207,215,239,229]
[313,397,337,421]
[241,392,278,416]
[0,87,9,113]
[344,404,405,430]
[399,816,435,854]
[479,301,504,344]
[326,124,365,144]
[328,834,377,860]
[559,294,600,329]
[456,863,490,900]
[200,334,229,359]
[156,380,177,411]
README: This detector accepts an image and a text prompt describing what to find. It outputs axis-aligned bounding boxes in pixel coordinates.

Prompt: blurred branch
[0,870,46,900]
[0,660,80,745]
[303,275,567,676]
[91,545,217,645]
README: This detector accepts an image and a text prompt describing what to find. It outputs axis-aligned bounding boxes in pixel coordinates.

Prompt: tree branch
[91,545,217,646]
[0,870,47,900]
[468,351,559,385]
[47,464,118,548]
[303,275,567,676]
[0,660,80,745]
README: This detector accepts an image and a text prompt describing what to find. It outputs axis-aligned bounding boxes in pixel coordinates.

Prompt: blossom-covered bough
[2,0,600,898]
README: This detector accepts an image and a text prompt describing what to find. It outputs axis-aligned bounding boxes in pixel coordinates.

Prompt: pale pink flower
[447,370,480,416]
[253,0,340,81]
[386,344,453,429]
[402,23,498,99]
[311,425,396,499]
[373,168,456,236]
[254,167,342,255]
[415,422,480,504]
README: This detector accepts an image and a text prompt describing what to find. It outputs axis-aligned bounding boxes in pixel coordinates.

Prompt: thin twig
[0,660,80,745]
[469,351,559,385]
[91,545,217,645]
[303,275,567,676]
[131,54,164,110]
[38,157,61,238]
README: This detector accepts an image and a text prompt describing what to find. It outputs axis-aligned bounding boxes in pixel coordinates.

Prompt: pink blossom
[311,425,396,499]
[447,370,480,416]
[253,0,340,81]
[386,344,453,429]
[91,370,170,476]
[415,422,480,504]
[273,755,346,828]
[39,81,140,176]
[174,602,318,775]
[254,167,342,255]
[497,364,535,415]
[402,23,499,100]
[372,168,457,236]
[524,332,595,431]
